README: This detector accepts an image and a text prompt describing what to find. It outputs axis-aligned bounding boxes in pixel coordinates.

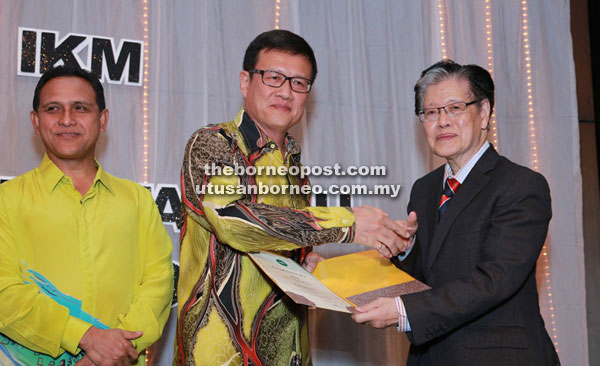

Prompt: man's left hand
[301,252,325,273]
[351,297,399,329]
[78,327,142,366]
[74,355,96,366]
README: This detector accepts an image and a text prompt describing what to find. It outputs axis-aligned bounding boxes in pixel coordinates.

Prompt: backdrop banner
[0,1,586,365]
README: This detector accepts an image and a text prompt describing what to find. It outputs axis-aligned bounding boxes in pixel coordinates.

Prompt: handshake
[351,206,418,259]
[301,206,418,273]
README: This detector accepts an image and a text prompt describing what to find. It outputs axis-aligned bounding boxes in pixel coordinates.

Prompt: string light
[520,0,558,352]
[141,0,151,358]
[484,0,499,150]
[274,0,281,29]
[438,0,448,59]
[142,0,150,184]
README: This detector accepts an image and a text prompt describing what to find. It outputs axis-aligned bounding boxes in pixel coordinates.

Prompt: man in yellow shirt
[175,30,413,366]
[0,66,174,366]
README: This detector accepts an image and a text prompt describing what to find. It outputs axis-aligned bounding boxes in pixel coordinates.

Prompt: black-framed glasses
[418,99,481,122]
[249,69,313,93]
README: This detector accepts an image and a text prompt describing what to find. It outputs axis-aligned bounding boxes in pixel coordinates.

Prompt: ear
[239,71,250,99]
[30,110,41,135]
[99,109,108,132]
[479,99,491,130]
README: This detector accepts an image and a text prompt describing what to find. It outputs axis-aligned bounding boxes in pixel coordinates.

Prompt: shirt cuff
[305,206,355,229]
[396,235,416,261]
[395,296,411,332]
[61,317,92,354]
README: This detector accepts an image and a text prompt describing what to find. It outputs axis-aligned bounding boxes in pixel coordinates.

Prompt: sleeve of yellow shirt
[0,186,91,357]
[115,187,174,351]
[181,129,355,253]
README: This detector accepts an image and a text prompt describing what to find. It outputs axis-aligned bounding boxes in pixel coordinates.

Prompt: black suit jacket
[396,147,559,365]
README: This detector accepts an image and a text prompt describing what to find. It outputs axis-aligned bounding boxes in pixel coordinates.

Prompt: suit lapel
[418,168,444,266]
[424,147,499,277]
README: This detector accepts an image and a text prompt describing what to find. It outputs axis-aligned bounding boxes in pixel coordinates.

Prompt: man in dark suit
[352,60,560,365]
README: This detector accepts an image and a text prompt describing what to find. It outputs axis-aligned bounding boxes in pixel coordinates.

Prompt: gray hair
[414,59,495,119]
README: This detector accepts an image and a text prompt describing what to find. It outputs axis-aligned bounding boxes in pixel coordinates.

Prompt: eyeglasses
[249,69,313,93]
[418,99,481,122]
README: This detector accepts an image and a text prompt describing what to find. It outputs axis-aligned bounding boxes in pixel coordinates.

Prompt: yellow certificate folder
[313,249,430,307]
[249,250,429,313]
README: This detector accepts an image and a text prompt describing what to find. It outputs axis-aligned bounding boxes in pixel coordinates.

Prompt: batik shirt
[176,109,355,366]
[0,155,173,366]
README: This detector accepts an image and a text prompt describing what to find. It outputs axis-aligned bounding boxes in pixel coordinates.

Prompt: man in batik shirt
[175,30,412,366]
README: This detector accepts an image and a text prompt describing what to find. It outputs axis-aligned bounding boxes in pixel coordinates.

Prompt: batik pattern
[175,110,354,366]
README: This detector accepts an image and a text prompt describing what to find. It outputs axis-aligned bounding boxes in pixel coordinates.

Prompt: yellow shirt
[176,110,354,366]
[0,155,173,364]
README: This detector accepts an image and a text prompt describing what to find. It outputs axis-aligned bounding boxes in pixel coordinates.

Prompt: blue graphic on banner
[0,267,108,365]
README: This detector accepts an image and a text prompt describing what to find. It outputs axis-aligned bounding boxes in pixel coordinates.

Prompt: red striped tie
[439,177,460,218]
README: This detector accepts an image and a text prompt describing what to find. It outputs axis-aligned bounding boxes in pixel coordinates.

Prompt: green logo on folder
[276,259,287,266]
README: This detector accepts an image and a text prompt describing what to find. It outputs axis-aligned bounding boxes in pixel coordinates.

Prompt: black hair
[32,66,105,111]
[243,30,317,82]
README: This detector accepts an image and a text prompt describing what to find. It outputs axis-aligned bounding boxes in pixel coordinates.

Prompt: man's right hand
[396,211,418,253]
[79,327,142,366]
[352,206,414,259]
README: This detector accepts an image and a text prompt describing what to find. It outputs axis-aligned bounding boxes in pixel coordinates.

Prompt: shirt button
[342,219,350,225]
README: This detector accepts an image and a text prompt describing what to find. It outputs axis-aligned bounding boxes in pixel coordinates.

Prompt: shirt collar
[443,141,490,184]
[237,109,301,157]
[39,154,114,194]
[283,134,302,156]
[39,154,65,192]
[238,111,268,153]
[94,162,114,193]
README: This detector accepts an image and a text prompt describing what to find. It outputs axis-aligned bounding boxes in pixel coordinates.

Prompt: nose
[437,108,451,128]
[58,110,76,126]
[275,80,293,99]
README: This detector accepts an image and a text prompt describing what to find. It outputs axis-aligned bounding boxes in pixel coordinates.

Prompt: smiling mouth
[437,134,455,140]
[271,104,291,111]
